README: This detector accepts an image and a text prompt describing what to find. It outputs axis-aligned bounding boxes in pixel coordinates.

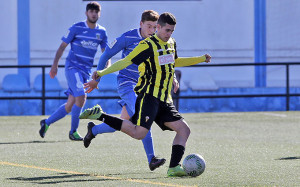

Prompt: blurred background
[1,0,300,115]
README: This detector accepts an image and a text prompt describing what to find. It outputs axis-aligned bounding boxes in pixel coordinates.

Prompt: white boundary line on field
[261,112,287,118]
[0,161,196,187]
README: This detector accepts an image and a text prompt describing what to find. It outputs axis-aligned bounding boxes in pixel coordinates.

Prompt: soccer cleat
[79,104,104,120]
[83,122,96,148]
[39,119,49,138]
[167,165,187,177]
[69,131,83,141]
[149,156,166,171]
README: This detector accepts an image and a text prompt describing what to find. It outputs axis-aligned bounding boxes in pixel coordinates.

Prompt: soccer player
[39,2,110,141]
[79,12,211,177]
[83,10,173,171]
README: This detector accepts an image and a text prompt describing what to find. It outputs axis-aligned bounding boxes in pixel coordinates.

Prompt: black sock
[98,113,123,131]
[169,144,185,168]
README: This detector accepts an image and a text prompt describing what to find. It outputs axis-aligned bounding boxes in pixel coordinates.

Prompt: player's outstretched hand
[84,79,99,93]
[49,66,58,78]
[204,54,211,63]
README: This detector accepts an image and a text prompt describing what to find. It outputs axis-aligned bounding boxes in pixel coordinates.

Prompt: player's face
[140,21,157,38]
[156,23,175,42]
[86,9,100,24]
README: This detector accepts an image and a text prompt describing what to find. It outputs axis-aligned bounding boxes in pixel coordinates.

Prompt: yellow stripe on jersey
[124,34,177,103]
[136,93,146,126]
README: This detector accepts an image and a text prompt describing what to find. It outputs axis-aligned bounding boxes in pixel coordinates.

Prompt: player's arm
[172,39,211,67]
[85,57,132,93]
[95,36,126,78]
[84,39,151,93]
[102,48,111,68]
[49,42,68,78]
[97,58,132,77]
[175,54,211,67]
[85,36,127,93]
[49,25,76,78]
[97,40,151,78]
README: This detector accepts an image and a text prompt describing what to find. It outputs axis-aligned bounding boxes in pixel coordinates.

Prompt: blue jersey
[97,28,143,83]
[62,21,108,77]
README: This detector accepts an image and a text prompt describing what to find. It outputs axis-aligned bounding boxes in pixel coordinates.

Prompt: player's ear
[140,21,143,28]
[157,24,161,30]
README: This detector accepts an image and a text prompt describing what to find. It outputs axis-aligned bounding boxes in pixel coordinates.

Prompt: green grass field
[0,112,299,186]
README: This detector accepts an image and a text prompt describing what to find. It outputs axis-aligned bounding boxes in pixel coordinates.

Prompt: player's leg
[80,93,156,140]
[89,81,134,136]
[118,86,159,166]
[65,69,88,141]
[155,102,189,177]
[39,93,74,138]
[121,90,165,170]
[83,107,126,148]
[91,105,129,135]
[83,100,129,148]
[69,94,86,141]
[165,119,190,177]
[90,107,125,136]
[85,83,134,144]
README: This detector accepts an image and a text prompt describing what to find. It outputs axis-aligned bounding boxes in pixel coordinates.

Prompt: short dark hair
[86,1,101,12]
[157,12,176,27]
[141,10,159,22]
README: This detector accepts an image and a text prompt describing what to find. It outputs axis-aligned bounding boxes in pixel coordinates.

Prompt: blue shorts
[117,77,137,117]
[65,68,89,97]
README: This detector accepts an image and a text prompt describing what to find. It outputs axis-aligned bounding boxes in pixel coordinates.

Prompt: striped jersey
[97,28,143,83]
[124,34,178,103]
[62,21,108,76]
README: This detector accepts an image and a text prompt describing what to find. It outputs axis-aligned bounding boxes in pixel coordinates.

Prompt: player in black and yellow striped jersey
[79,12,211,177]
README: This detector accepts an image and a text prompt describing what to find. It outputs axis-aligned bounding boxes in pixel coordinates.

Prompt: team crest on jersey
[145,116,150,122]
[158,53,175,65]
[96,33,101,40]
[169,43,174,49]
[108,39,117,48]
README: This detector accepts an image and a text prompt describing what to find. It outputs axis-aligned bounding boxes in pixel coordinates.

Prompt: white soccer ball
[182,153,206,177]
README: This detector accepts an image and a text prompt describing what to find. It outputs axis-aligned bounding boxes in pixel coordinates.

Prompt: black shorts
[131,93,183,131]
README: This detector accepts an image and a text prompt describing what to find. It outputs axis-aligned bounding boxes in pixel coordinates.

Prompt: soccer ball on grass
[182,153,206,177]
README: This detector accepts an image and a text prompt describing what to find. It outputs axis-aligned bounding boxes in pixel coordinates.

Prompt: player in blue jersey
[39,2,110,141]
[82,10,179,171]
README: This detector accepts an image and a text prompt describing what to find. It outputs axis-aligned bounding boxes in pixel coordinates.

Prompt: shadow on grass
[0,140,69,145]
[275,156,300,160]
[7,173,114,184]
[105,172,191,180]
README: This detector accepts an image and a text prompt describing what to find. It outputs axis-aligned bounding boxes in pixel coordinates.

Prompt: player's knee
[185,125,191,137]
[179,122,191,138]
[131,127,148,140]
[135,135,145,140]
[75,95,86,107]
[132,132,147,140]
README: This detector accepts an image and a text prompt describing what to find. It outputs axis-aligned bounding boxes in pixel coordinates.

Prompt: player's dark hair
[157,12,176,27]
[141,10,159,22]
[86,1,101,12]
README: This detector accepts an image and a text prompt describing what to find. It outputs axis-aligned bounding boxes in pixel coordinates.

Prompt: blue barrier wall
[1,87,300,116]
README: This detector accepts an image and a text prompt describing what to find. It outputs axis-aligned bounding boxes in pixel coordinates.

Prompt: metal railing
[1,62,300,115]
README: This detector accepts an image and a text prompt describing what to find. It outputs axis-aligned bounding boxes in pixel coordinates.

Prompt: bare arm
[49,42,68,78]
